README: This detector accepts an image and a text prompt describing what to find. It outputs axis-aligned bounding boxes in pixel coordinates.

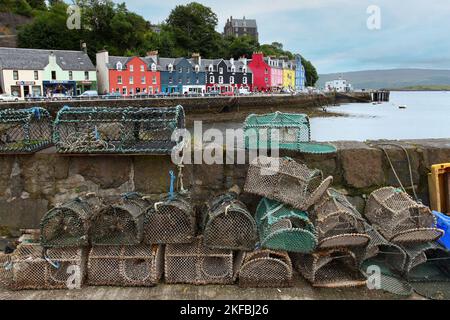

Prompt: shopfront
[76,80,98,95]
[43,80,77,97]
[11,81,42,97]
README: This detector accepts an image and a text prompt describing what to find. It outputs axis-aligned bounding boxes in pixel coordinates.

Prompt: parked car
[133,92,151,99]
[220,91,235,97]
[79,90,99,99]
[51,93,71,101]
[204,90,220,97]
[238,88,251,95]
[102,92,123,100]
[169,92,182,97]
[154,92,168,98]
[0,93,19,102]
[25,94,47,102]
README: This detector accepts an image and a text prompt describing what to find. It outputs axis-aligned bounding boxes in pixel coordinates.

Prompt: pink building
[264,56,283,89]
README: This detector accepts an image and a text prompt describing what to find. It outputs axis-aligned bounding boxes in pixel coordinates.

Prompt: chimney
[239,56,248,65]
[230,57,234,65]
[146,50,159,63]
[192,52,201,66]
[81,42,87,54]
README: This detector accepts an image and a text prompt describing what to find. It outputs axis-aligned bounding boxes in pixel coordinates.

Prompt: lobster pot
[238,250,293,288]
[165,237,237,285]
[311,189,370,250]
[54,106,185,154]
[87,245,163,287]
[0,107,52,153]
[202,193,257,251]
[256,198,317,253]
[40,197,100,248]
[365,187,443,244]
[294,249,367,288]
[143,195,196,244]
[243,112,336,154]
[244,156,333,211]
[0,244,87,290]
[90,195,149,245]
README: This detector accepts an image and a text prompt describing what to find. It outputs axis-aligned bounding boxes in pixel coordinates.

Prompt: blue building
[157,55,206,94]
[294,55,306,91]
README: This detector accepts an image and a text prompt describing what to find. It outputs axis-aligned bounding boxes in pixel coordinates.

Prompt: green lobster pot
[256,198,318,253]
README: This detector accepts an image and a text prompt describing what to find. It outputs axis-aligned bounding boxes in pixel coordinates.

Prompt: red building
[248,52,271,92]
[97,53,160,95]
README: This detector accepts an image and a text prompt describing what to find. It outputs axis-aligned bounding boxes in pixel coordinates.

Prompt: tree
[27,0,47,10]
[301,57,319,87]
[221,35,259,59]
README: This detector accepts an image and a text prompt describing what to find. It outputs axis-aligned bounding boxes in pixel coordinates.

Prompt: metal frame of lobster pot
[90,193,150,246]
[311,189,370,250]
[164,236,240,285]
[365,187,443,244]
[143,194,196,245]
[238,250,293,288]
[0,107,52,154]
[53,105,185,154]
[245,156,333,211]
[0,244,87,290]
[294,248,367,288]
[243,112,336,154]
[202,193,257,251]
[87,245,164,287]
[40,196,102,248]
[256,198,317,253]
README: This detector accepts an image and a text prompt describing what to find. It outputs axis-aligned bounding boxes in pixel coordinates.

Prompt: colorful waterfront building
[96,50,160,95]
[0,46,96,98]
[265,56,283,90]
[282,59,296,91]
[202,56,253,92]
[294,55,306,91]
[248,52,271,92]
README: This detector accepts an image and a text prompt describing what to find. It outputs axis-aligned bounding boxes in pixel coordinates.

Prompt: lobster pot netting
[40,197,102,248]
[244,156,333,211]
[0,108,52,153]
[143,195,196,245]
[294,249,367,288]
[0,244,87,290]
[202,193,257,251]
[238,250,293,288]
[256,198,317,253]
[243,112,336,154]
[400,243,450,299]
[365,187,443,244]
[165,237,237,285]
[311,189,370,250]
[87,245,163,287]
[90,195,150,245]
[54,106,185,154]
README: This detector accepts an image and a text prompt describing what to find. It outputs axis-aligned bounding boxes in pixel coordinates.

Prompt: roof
[0,47,95,71]
[229,18,257,28]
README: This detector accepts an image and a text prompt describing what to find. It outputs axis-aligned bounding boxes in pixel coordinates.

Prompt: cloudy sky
[115,0,450,74]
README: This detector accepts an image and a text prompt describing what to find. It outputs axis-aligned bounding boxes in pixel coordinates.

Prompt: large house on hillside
[0,46,96,97]
[224,16,259,42]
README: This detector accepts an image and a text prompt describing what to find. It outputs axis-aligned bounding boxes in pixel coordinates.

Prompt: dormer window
[168,64,173,72]
[195,65,200,73]
[140,65,145,72]
[231,66,236,73]
[208,64,213,72]
[116,62,123,70]
[219,67,224,74]
[243,67,247,73]
[151,63,157,72]
[129,65,134,72]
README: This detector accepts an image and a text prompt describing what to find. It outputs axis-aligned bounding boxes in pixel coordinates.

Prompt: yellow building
[282,63,296,90]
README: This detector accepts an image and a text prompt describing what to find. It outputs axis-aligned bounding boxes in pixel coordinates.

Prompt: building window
[51,71,56,80]
[34,71,39,80]
[265,68,268,74]
[118,76,122,84]
[140,65,145,72]
[187,77,190,84]
[152,76,157,84]
[265,77,268,83]
[169,77,173,84]
[129,76,134,84]
[219,67,223,74]
[195,65,200,73]
[117,62,123,70]
[243,77,247,84]
[231,66,236,73]
[210,76,215,83]
[230,76,234,84]
[196,76,199,84]
[151,63,156,72]
[130,65,134,72]
[85,71,89,80]
[141,76,146,84]
[219,76,224,84]
[243,67,247,73]
[179,67,183,73]
[69,71,73,80]
[168,64,173,72]
[130,88,134,95]
[122,87,127,95]
[149,87,153,94]
[178,78,182,84]
[208,65,213,72]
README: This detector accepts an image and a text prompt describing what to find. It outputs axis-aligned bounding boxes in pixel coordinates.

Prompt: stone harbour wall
[0,138,449,234]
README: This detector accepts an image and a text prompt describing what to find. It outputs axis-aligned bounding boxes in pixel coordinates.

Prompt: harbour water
[311,91,450,141]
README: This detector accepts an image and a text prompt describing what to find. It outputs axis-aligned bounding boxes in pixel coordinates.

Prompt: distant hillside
[318,69,450,90]
[0,12,32,47]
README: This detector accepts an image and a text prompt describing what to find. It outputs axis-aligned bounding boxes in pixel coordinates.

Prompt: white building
[324,77,353,93]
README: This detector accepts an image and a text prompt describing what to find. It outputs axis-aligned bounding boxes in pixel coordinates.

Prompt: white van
[79,90,99,98]
[238,88,251,95]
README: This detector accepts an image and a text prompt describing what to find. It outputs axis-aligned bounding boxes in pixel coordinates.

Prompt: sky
[114,0,450,74]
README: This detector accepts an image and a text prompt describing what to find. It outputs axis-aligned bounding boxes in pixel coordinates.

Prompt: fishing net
[0,107,52,153]
[238,250,293,288]
[365,187,443,244]
[87,245,163,287]
[244,156,333,211]
[165,236,237,285]
[243,112,336,154]
[311,189,370,250]
[294,248,367,288]
[90,193,150,246]
[0,244,87,290]
[143,194,196,245]
[54,105,185,154]
[202,193,257,251]
[255,198,317,253]
[401,242,450,300]
[40,196,102,248]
